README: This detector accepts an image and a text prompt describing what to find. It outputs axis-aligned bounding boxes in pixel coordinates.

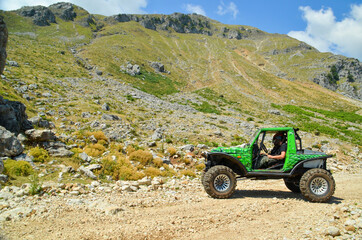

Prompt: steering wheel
[260,142,268,153]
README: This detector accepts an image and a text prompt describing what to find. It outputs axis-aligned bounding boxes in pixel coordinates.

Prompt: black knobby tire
[202,165,236,199]
[284,177,301,193]
[300,168,335,203]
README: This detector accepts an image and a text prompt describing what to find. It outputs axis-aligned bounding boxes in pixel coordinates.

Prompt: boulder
[78,166,97,180]
[121,63,140,76]
[47,148,74,157]
[0,16,7,75]
[102,103,110,111]
[28,116,51,128]
[0,96,33,134]
[150,62,165,73]
[0,126,24,157]
[25,129,56,142]
[102,114,120,121]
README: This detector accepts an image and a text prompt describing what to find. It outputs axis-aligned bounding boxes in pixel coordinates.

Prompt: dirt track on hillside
[2,171,362,240]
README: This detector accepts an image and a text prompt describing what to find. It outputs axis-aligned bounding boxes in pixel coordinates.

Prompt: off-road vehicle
[202,127,335,202]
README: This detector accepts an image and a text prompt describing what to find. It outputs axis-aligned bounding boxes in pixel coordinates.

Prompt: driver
[256,132,287,169]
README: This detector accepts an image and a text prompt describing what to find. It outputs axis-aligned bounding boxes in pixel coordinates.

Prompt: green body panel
[210,146,253,171]
[283,153,328,171]
[210,127,329,173]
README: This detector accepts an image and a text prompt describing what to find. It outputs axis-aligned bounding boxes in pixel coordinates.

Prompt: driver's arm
[267,151,286,160]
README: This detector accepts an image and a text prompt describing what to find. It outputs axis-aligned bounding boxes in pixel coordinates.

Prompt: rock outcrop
[106,13,213,36]
[313,58,362,100]
[17,6,56,26]
[49,2,77,21]
[0,16,7,75]
[0,96,33,135]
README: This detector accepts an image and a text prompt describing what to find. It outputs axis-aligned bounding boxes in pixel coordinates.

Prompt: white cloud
[0,0,148,16]
[185,4,206,16]
[217,1,238,19]
[288,4,362,61]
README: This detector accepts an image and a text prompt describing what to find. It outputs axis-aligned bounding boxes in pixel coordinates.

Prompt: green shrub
[4,160,34,177]
[129,150,153,165]
[29,175,42,195]
[29,147,49,163]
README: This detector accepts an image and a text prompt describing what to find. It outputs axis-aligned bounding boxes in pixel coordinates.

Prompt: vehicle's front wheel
[300,168,335,203]
[203,165,236,199]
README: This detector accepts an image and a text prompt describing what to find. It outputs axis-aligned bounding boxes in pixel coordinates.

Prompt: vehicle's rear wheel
[203,165,236,199]
[300,168,335,203]
[284,177,301,193]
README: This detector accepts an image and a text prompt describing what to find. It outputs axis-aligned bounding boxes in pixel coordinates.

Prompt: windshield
[248,129,260,145]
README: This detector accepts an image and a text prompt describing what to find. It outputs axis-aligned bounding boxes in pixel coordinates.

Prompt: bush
[167,147,177,156]
[195,163,205,171]
[114,166,144,181]
[152,158,163,168]
[161,164,176,177]
[144,167,162,178]
[4,160,33,177]
[180,169,196,177]
[86,131,108,141]
[84,143,106,157]
[29,147,49,163]
[129,150,153,165]
[126,145,136,155]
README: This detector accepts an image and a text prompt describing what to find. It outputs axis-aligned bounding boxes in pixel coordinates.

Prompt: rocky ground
[0,168,361,240]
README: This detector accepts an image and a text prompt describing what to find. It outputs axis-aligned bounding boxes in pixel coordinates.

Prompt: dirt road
[2,171,362,240]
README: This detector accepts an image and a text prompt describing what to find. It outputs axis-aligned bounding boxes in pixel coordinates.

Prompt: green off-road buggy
[202,127,335,202]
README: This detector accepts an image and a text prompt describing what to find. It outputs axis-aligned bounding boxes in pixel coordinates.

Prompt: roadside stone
[326,227,340,237]
[105,206,123,215]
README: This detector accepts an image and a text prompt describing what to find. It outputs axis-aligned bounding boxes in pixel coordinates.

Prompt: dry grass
[144,167,162,178]
[129,150,153,166]
[167,147,177,157]
[84,144,106,157]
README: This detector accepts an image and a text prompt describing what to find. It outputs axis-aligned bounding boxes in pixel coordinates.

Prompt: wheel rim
[213,174,231,192]
[310,177,329,195]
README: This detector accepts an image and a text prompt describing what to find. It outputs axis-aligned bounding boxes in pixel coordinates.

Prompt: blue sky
[1,0,362,60]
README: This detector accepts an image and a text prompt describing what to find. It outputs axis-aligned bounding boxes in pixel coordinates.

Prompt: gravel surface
[1,170,361,240]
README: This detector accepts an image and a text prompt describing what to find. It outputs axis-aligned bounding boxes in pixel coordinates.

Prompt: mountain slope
[0,3,361,146]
